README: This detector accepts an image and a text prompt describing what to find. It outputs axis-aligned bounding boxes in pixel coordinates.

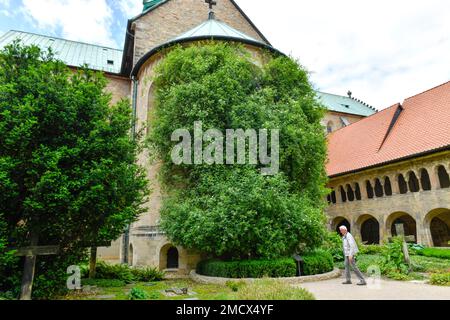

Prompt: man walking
[339,226,366,285]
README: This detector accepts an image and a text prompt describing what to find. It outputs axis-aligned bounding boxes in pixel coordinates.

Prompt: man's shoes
[357,281,367,286]
[342,281,352,284]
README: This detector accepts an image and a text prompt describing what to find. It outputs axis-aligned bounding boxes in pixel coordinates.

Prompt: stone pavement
[296,276,450,300]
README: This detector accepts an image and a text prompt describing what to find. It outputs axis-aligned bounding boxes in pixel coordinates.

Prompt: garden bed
[189,268,342,285]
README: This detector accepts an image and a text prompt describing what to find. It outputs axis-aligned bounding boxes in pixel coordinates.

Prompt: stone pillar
[416,218,433,247]
[391,174,400,194]
[429,165,440,190]
[359,180,368,200]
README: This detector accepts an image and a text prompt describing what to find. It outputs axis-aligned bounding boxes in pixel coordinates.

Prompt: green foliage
[321,232,344,262]
[131,267,165,282]
[301,249,334,276]
[149,42,327,259]
[416,248,450,260]
[410,255,450,273]
[235,279,315,300]
[197,258,297,278]
[93,262,164,283]
[429,272,450,286]
[0,42,149,298]
[82,278,126,288]
[380,237,410,275]
[359,244,384,255]
[128,287,149,300]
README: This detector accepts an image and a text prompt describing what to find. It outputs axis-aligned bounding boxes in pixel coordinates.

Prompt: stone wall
[322,111,365,133]
[104,74,131,105]
[132,0,267,65]
[326,151,450,247]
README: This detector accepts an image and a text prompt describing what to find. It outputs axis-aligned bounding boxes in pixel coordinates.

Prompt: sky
[0,0,449,110]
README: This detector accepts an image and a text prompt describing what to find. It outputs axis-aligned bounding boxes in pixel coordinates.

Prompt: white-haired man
[339,226,366,285]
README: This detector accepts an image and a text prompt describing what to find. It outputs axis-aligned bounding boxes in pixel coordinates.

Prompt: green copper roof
[143,0,164,12]
[172,18,261,43]
[0,30,123,74]
[316,91,377,117]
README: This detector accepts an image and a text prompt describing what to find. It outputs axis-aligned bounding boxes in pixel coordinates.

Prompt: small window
[107,60,114,65]
[340,117,350,127]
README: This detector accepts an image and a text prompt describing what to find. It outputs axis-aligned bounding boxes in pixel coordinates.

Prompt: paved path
[296,276,450,300]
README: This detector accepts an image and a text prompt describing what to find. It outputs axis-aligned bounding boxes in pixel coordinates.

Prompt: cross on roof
[205,0,217,10]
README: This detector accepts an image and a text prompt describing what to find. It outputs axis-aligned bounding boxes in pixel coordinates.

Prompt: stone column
[359,180,368,200]
[391,174,400,194]
[416,217,433,246]
[429,165,440,190]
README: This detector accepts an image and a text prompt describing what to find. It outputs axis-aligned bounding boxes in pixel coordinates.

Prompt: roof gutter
[328,145,450,179]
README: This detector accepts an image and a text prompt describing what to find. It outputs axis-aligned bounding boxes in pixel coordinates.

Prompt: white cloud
[115,0,142,18]
[235,0,450,109]
[0,0,10,7]
[21,0,117,48]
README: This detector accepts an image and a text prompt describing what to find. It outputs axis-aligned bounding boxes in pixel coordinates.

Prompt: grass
[62,278,315,301]
[416,248,450,260]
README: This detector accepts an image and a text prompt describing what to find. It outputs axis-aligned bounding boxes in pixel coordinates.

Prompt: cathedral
[0,0,448,275]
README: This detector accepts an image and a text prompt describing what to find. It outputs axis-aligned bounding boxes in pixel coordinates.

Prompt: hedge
[417,248,450,260]
[197,258,297,278]
[301,250,334,276]
[197,251,334,278]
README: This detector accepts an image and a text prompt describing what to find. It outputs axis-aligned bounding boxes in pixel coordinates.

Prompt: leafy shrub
[386,271,412,281]
[148,291,162,300]
[81,278,125,288]
[429,273,450,286]
[321,232,344,262]
[197,258,297,278]
[95,262,135,283]
[236,279,315,300]
[131,267,165,282]
[380,237,410,275]
[128,287,148,300]
[360,244,384,255]
[417,248,450,260]
[93,262,165,283]
[301,250,334,276]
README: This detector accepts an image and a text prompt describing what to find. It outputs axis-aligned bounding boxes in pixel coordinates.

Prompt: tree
[0,42,149,298]
[148,42,328,260]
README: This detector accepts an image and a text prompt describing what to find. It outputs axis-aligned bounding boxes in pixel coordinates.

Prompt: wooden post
[89,247,97,279]
[19,233,38,301]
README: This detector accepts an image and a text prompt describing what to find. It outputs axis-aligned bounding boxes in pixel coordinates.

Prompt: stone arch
[420,168,432,191]
[332,216,351,234]
[424,208,450,247]
[437,165,450,188]
[384,176,392,196]
[398,174,408,194]
[386,212,417,242]
[339,186,347,203]
[327,121,334,134]
[366,180,374,199]
[408,171,420,192]
[354,182,362,200]
[374,178,384,198]
[346,184,355,202]
[159,243,180,270]
[357,215,380,244]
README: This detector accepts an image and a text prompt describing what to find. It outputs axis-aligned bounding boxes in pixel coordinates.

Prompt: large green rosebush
[0,42,148,299]
[148,42,328,260]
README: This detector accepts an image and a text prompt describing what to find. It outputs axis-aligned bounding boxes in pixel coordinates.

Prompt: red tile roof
[327,81,450,177]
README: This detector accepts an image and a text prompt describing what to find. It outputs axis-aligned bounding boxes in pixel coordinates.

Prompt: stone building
[0,0,446,275]
[326,81,450,247]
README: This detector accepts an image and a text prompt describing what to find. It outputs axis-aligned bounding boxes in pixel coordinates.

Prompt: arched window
[346,184,355,202]
[374,179,384,197]
[331,190,337,204]
[384,177,392,196]
[327,194,331,204]
[408,171,420,193]
[354,183,362,200]
[398,174,408,194]
[366,181,374,199]
[327,121,334,134]
[438,165,450,188]
[340,186,347,202]
[420,169,431,191]
[167,247,179,269]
